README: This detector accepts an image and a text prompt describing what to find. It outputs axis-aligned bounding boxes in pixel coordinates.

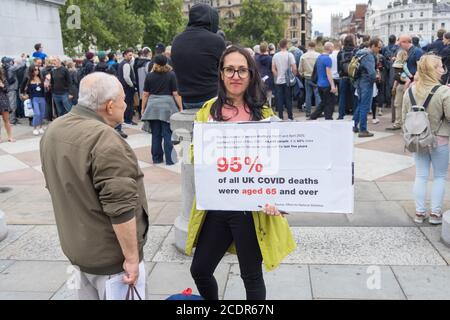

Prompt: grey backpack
[403,85,442,153]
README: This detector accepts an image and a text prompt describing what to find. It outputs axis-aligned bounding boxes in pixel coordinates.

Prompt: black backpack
[340,50,354,77]
[3,66,17,86]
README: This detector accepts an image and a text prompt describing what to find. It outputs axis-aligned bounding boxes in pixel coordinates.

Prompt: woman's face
[34,68,40,77]
[436,61,446,77]
[221,52,251,102]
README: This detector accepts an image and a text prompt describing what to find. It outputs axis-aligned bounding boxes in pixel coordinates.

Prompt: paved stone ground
[0,108,449,300]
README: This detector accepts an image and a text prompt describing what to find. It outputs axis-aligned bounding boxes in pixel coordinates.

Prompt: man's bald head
[399,35,413,51]
[78,72,123,111]
[324,42,334,53]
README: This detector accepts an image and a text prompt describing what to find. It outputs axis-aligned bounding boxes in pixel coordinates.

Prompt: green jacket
[40,105,149,275]
[185,98,297,271]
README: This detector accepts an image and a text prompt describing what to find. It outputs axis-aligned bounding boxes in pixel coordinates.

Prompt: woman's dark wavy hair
[211,45,267,121]
[25,64,43,89]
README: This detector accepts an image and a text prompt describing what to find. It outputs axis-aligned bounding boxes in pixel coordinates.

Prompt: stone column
[170,109,199,253]
[442,211,450,247]
[0,210,8,242]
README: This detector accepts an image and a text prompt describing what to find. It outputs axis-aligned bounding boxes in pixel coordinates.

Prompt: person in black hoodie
[171,3,226,110]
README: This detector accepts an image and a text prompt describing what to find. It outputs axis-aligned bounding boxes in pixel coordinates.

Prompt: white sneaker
[372,119,380,124]
[39,128,45,134]
[378,111,383,116]
[429,212,443,225]
[33,129,39,136]
[414,212,428,224]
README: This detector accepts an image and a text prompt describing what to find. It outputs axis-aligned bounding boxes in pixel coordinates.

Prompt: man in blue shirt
[32,43,47,61]
[425,29,446,54]
[399,35,423,79]
[309,42,337,120]
[353,38,382,138]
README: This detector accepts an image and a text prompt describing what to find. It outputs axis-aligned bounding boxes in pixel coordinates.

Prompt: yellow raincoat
[185,98,297,271]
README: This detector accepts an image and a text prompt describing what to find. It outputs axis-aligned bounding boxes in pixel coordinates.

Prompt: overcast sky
[311,0,391,36]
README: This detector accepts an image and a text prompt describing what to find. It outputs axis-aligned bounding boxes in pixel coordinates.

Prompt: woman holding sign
[186,46,297,300]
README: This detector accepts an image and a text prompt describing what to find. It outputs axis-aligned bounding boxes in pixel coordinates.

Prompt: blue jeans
[353,81,373,132]
[31,97,46,127]
[150,120,175,165]
[275,84,293,120]
[414,144,449,214]
[304,79,320,115]
[338,78,356,119]
[53,94,71,117]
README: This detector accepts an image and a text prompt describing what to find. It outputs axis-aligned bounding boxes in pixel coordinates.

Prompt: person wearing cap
[1,55,26,125]
[268,43,276,57]
[94,51,110,74]
[107,52,119,75]
[141,55,182,165]
[155,43,165,55]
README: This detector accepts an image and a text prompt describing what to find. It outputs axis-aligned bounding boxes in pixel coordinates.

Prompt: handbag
[24,99,34,118]
[285,53,296,88]
[20,93,29,101]
[125,284,142,300]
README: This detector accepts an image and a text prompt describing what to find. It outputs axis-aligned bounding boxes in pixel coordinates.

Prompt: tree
[231,0,287,47]
[60,0,145,56]
[136,0,186,47]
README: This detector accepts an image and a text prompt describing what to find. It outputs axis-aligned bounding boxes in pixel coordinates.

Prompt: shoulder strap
[408,87,417,106]
[423,85,442,109]
[358,53,368,61]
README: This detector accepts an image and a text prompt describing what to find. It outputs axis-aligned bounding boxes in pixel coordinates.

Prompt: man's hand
[331,86,337,94]
[122,259,139,285]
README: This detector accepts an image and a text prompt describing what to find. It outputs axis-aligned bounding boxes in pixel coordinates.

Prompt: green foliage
[60,0,185,56]
[230,0,287,47]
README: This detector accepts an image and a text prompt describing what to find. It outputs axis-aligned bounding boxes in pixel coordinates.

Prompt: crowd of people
[3,2,450,300]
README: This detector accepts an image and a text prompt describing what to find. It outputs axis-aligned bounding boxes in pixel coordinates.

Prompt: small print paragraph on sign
[193,121,354,214]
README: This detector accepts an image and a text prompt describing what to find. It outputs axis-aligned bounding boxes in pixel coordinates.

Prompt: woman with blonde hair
[402,54,450,225]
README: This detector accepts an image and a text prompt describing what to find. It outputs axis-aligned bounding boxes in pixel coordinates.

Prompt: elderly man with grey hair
[40,72,149,300]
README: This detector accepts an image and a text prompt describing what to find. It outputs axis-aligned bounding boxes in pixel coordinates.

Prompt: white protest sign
[193,121,354,214]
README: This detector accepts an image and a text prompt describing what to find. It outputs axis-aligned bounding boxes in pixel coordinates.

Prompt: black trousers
[190,211,266,300]
[310,87,334,120]
[123,86,135,124]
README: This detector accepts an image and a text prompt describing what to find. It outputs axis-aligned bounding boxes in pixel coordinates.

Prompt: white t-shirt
[331,50,339,80]
[272,51,296,85]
